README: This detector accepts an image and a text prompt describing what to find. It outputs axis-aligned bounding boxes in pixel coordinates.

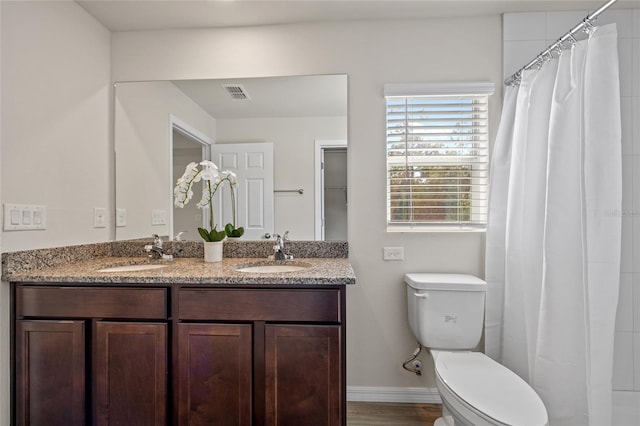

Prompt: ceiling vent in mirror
[222,84,250,100]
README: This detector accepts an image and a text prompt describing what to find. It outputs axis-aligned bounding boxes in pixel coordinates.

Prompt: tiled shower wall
[503,9,640,392]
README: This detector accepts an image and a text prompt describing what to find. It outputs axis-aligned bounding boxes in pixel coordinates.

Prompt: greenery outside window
[385,82,494,231]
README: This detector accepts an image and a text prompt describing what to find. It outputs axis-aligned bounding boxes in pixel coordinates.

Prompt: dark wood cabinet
[93,321,167,426]
[177,288,344,426]
[15,320,85,426]
[12,284,346,426]
[13,285,169,426]
[264,325,342,426]
[177,323,253,425]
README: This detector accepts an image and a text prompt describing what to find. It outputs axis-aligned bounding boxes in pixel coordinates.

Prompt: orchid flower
[173,160,240,241]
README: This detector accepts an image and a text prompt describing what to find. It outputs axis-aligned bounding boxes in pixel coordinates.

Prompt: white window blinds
[385,82,494,229]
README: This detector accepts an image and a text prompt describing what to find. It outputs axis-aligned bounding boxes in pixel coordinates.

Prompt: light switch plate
[3,204,46,231]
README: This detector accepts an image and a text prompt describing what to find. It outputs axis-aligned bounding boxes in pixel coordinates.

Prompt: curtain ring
[582,19,595,34]
[535,57,544,70]
[508,71,522,87]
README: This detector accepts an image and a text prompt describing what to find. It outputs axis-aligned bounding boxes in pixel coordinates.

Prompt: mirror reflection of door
[172,126,210,242]
[323,148,348,241]
[315,140,348,241]
[212,142,275,240]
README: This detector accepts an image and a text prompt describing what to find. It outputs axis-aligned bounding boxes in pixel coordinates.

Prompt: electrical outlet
[383,247,404,260]
[116,208,127,227]
[94,207,107,228]
[151,209,167,226]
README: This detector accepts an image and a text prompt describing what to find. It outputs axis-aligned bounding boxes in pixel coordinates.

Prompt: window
[385,82,494,230]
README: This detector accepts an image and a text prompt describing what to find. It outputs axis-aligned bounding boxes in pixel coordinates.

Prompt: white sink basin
[97,264,168,273]
[236,261,310,273]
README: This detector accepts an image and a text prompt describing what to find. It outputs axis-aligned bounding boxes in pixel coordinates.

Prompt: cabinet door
[264,325,342,426]
[177,323,252,426]
[93,321,167,426]
[15,320,85,426]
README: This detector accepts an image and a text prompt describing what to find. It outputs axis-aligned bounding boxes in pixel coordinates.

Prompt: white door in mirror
[212,143,274,240]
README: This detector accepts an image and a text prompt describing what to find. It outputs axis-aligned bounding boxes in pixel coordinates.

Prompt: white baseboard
[347,386,442,404]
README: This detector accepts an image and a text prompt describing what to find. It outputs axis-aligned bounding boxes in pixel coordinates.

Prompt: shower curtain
[485,24,621,425]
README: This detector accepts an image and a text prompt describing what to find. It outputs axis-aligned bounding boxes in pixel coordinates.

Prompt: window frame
[384,82,495,232]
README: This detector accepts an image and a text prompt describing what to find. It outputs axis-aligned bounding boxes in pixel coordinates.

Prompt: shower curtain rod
[504,0,618,86]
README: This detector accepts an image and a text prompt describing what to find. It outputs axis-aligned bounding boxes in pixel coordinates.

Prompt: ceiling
[78,0,640,32]
[171,74,348,118]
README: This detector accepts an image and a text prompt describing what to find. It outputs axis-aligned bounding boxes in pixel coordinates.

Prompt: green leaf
[198,227,212,242]
[209,229,226,242]
[225,223,245,238]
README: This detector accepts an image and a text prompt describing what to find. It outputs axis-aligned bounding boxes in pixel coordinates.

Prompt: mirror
[114,74,348,241]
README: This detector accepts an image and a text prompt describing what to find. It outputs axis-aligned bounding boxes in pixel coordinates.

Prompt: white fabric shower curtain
[485,24,621,426]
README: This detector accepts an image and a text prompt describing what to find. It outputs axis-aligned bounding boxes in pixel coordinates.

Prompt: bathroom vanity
[4,245,354,426]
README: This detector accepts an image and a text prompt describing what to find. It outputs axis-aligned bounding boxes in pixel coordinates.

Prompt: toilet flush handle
[414,292,429,298]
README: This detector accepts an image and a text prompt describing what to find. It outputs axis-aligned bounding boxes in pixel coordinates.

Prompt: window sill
[386,225,486,233]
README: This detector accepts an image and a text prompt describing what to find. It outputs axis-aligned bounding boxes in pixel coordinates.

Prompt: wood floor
[347,402,442,425]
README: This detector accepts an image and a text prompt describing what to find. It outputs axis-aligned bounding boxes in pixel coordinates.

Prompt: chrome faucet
[144,234,165,259]
[272,231,293,260]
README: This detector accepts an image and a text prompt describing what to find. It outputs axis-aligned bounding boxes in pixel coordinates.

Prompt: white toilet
[404,273,548,426]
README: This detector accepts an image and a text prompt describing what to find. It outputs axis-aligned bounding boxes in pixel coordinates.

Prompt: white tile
[634,9,640,38]
[546,11,590,41]
[635,334,640,391]
[632,216,640,272]
[503,40,548,80]
[621,216,633,273]
[636,275,640,331]
[612,390,640,426]
[633,39,640,98]
[617,273,634,332]
[596,9,633,39]
[503,12,546,41]
[631,157,640,212]
[614,332,634,390]
[623,154,632,212]
[618,38,633,97]
[633,98,640,154]
[622,97,632,157]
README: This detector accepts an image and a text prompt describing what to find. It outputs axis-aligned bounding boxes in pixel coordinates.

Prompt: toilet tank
[405,273,487,350]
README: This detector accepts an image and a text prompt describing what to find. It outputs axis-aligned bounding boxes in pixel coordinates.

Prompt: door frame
[314,139,347,241]
[169,114,214,239]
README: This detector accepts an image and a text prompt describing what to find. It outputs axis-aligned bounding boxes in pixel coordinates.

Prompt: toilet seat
[434,351,548,426]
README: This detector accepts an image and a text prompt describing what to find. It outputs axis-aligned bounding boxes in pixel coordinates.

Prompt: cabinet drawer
[16,287,167,319]
[179,289,341,322]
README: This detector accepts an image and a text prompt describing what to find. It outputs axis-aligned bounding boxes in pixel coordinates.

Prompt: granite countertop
[5,256,356,286]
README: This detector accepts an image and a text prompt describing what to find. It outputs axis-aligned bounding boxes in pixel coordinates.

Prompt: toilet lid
[435,352,548,426]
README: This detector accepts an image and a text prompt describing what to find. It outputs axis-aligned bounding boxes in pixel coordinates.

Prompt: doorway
[170,115,212,241]
[315,140,348,241]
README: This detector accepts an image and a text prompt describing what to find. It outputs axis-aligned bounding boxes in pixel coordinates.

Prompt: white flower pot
[204,241,223,263]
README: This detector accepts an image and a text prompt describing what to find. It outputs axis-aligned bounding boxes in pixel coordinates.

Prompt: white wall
[503,5,640,401]
[114,81,216,240]
[0,3,111,423]
[0,3,6,424]
[0,1,111,251]
[216,116,347,239]
[112,18,502,391]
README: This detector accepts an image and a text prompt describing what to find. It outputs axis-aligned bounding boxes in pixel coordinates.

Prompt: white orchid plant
[173,160,244,242]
